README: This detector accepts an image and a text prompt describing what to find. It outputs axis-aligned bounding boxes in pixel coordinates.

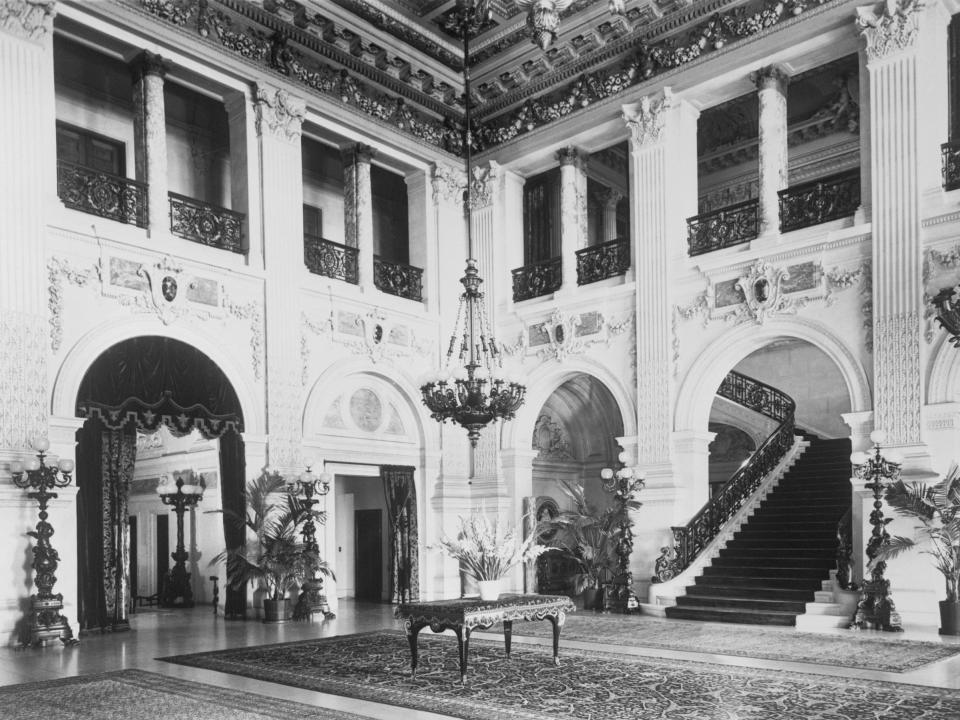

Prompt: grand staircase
[665,436,852,626]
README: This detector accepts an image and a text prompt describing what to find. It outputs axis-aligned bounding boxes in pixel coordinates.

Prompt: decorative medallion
[732,260,795,324]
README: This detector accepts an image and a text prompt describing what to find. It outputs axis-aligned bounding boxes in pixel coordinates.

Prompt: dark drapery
[218,431,247,618]
[381,465,418,603]
[75,337,246,631]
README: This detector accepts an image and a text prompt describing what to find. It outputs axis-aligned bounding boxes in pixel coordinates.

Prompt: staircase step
[702,567,828,580]
[676,595,808,613]
[665,606,797,626]
[711,556,831,569]
[717,546,834,559]
[686,584,814,601]
[728,539,837,549]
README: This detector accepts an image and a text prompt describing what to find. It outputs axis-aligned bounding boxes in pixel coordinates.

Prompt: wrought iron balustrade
[304,234,359,285]
[512,257,562,302]
[652,371,796,581]
[686,199,759,257]
[57,160,148,228]
[374,256,423,302]
[576,237,630,285]
[778,170,860,233]
[168,192,244,253]
[942,142,960,191]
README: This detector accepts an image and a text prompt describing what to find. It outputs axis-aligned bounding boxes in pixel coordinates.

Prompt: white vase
[477,579,503,601]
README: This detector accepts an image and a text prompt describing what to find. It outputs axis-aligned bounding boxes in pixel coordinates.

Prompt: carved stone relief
[622,89,671,148]
[523,308,630,362]
[431,163,465,207]
[0,0,56,41]
[532,413,575,461]
[254,86,305,142]
[856,0,925,60]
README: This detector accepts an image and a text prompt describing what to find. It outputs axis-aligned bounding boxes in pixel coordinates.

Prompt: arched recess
[502,357,637,453]
[927,334,960,404]
[301,359,433,603]
[72,336,248,632]
[51,317,263,435]
[675,317,872,433]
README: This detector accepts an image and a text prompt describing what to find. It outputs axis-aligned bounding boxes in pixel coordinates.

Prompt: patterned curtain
[101,429,136,627]
[381,465,418,603]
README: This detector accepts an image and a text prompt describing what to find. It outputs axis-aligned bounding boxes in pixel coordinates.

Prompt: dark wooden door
[355,509,382,602]
[157,513,169,596]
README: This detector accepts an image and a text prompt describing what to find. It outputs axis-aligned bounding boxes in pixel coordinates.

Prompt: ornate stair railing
[511,257,562,302]
[652,371,796,582]
[777,169,860,233]
[576,237,630,285]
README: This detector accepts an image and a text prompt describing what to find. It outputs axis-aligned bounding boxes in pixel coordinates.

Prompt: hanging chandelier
[517,0,627,51]
[420,0,526,447]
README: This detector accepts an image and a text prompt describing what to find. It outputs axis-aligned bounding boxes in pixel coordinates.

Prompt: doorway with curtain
[73,336,247,633]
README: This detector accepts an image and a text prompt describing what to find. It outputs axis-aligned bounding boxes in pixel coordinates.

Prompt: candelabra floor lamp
[286,465,334,621]
[849,430,904,632]
[10,438,79,647]
[156,472,204,608]
[599,452,645,613]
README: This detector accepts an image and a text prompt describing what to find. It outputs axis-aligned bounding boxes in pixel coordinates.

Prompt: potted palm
[437,510,546,601]
[877,463,960,635]
[539,480,623,610]
[211,471,334,623]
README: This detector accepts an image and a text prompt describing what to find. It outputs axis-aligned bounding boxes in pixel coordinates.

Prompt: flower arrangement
[437,510,546,583]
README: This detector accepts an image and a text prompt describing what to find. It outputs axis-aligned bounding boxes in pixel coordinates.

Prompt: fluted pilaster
[255,84,306,470]
[341,143,374,290]
[622,89,699,466]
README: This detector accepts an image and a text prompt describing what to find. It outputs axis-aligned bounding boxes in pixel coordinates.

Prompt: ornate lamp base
[293,579,335,621]
[20,594,78,648]
[850,579,903,632]
[160,566,195,608]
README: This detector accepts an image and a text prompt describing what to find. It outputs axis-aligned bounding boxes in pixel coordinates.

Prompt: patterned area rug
[507,613,960,672]
[161,631,960,720]
[0,669,366,720]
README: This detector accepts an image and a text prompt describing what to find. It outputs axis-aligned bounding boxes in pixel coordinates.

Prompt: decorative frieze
[48,257,100,353]
[0,310,47,450]
[856,0,925,61]
[0,0,56,41]
[254,86,305,142]
[508,308,630,362]
[874,311,922,444]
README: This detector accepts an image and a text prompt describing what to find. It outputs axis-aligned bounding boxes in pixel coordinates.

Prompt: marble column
[341,144,374,291]
[858,0,933,466]
[131,50,170,236]
[754,65,789,238]
[254,84,306,472]
[556,147,588,290]
[842,410,875,584]
[602,188,624,242]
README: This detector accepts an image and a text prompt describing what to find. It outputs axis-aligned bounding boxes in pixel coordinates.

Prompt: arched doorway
[73,336,246,632]
[530,373,624,600]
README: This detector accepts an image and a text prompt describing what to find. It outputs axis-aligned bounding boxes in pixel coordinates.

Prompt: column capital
[431,162,465,207]
[600,187,624,208]
[855,0,925,61]
[0,0,56,41]
[340,142,375,166]
[556,146,589,170]
[751,64,790,93]
[130,50,169,81]
[622,88,672,148]
[469,161,499,211]
[254,85,305,142]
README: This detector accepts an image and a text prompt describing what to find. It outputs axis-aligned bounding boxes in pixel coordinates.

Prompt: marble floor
[2,601,960,719]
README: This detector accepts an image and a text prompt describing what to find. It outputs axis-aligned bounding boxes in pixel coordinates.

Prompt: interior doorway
[355,509,383,602]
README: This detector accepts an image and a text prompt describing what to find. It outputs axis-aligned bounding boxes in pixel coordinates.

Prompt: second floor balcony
[576,237,630,286]
[687,199,760,257]
[374,256,423,302]
[512,257,562,302]
[778,170,860,233]
[57,160,148,229]
[943,141,960,192]
[304,234,359,284]
[169,192,245,254]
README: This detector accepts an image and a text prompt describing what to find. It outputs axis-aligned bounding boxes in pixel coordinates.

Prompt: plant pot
[263,598,290,624]
[477,579,503,602]
[939,600,960,636]
[581,587,599,611]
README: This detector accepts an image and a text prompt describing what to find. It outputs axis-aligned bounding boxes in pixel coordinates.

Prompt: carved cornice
[0,0,56,41]
[855,0,925,61]
[254,86,306,141]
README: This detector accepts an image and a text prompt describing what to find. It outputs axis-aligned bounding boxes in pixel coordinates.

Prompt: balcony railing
[304,234,359,284]
[56,160,148,228]
[686,199,759,257]
[576,237,630,286]
[512,257,562,302]
[943,142,960,191]
[169,192,244,253]
[778,169,860,233]
[374,256,423,302]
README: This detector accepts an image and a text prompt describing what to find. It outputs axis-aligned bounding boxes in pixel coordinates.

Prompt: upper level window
[522,167,560,264]
[56,121,125,175]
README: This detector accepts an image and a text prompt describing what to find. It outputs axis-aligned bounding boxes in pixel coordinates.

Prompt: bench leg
[546,615,561,666]
[503,620,512,659]
[405,620,426,678]
[454,627,472,685]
